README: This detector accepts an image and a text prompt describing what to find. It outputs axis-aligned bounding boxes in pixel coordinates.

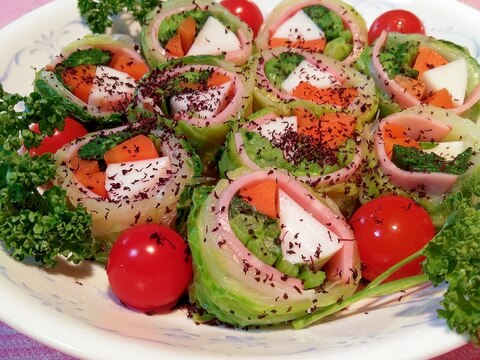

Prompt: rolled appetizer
[356,32,480,120]
[34,34,149,127]
[359,106,480,216]
[256,0,368,65]
[54,124,202,258]
[141,0,254,67]
[220,105,360,185]
[188,167,361,327]
[254,47,378,125]
[133,56,254,164]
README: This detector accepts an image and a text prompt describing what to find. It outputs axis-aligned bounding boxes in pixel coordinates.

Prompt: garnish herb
[0,84,95,267]
[77,0,158,34]
[391,145,473,175]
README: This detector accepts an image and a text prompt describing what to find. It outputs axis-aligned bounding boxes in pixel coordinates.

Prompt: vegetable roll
[359,106,480,220]
[254,47,378,125]
[54,123,202,259]
[141,0,254,67]
[34,34,149,128]
[187,167,361,327]
[133,56,254,165]
[256,0,368,65]
[356,32,480,120]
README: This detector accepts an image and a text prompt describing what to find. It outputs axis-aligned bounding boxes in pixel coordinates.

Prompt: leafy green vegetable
[323,31,353,61]
[77,129,140,161]
[379,40,419,79]
[0,84,95,267]
[60,48,112,68]
[391,145,473,175]
[158,9,211,46]
[229,196,282,266]
[303,5,345,41]
[294,173,480,343]
[77,0,158,33]
[264,52,304,88]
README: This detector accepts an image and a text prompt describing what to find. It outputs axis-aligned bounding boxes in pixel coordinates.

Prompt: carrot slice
[207,71,231,87]
[319,113,356,149]
[178,16,196,54]
[68,153,107,198]
[295,108,319,139]
[68,154,100,175]
[104,134,159,165]
[165,33,184,57]
[109,53,148,80]
[382,123,420,159]
[413,46,448,78]
[394,75,426,100]
[75,171,108,199]
[292,82,358,108]
[295,108,355,149]
[425,88,454,109]
[61,65,96,103]
[239,180,278,219]
[269,37,326,52]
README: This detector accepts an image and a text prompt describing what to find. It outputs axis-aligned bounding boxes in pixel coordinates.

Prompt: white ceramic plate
[0,0,478,359]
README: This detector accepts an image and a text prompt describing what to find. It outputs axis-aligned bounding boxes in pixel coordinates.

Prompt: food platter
[0,0,478,359]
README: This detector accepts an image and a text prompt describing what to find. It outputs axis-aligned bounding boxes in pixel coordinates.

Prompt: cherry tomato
[349,195,435,282]
[29,117,88,156]
[106,224,193,312]
[220,0,264,37]
[368,10,425,44]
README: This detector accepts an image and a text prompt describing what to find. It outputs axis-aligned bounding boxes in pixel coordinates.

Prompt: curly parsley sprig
[0,84,95,267]
[77,0,158,34]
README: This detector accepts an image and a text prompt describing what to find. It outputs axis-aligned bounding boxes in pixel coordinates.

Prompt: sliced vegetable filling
[160,9,241,57]
[382,121,473,176]
[264,52,357,108]
[379,38,469,109]
[268,5,353,61]
[229,179,343,289]
[55,48,148,112]
[139,67,235,120]
[241,108,356,176]
[69,130,172,200]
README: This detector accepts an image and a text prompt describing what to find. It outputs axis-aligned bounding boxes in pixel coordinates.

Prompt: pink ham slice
[375,112,459,195]
[215,169,358,286]
[371,31,480,115]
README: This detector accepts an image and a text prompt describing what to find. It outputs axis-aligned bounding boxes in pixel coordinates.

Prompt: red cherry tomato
[220,0,264,37]
[368,10,425,44]
[106,224,193,313]
[349,195,435,282]
[29,117,88,156]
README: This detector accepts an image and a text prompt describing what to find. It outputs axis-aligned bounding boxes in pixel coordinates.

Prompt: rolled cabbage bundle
[256,0,368,65]
[220,105,361,188]
[133,56,254,164]
[34,34,149,127]
[359,106,480,220]
[254,47,378,126]
[187,167,361,327]
[55,124,202,257]
[141,0,253,67]
[356,32,480,120]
